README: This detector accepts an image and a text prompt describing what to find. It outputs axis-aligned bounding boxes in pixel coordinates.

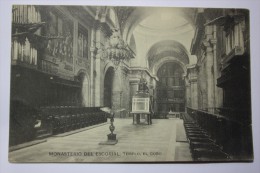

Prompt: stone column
[185,81,191,108]
[72,20,78,74]
[112,65,123,117]
[189,66,198,109]
[210,25,223,108]
[93,22,105,107]
[186,66,198,110]
[151,79,157,113]
[94,48,102,106]
[190,79,198,109]
[121,66,130,117]
[89,45,96,107]
[110,64,130,118]
[203,25,215,110]
[205,47,214,110]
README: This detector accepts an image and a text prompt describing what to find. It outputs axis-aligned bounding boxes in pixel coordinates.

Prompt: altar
[168,111,180,118]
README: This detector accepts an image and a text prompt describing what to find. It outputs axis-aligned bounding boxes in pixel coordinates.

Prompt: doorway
[104,67,114,108]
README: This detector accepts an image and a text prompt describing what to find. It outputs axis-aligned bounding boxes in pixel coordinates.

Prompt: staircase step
[36,133,52,139]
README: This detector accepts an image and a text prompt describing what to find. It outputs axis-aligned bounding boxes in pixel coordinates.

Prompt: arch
[103,66,115,108]
[108,7,120,28]
[122,7,196,44]
[147,40,190,70]
[77,69,90,107]
[77,69,87,77]
[153,56,187,76]
[129,35,137,55]
[104,61,115,75]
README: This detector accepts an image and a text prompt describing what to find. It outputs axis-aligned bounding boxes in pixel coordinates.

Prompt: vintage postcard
[9,5,253,163]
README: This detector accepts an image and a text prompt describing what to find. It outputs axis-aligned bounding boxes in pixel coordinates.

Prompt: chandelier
[103,28,134,66]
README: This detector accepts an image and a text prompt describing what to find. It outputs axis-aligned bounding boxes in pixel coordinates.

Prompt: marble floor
[9,118,192,163]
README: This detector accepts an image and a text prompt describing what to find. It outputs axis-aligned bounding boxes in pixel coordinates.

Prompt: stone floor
[9,118,192,163]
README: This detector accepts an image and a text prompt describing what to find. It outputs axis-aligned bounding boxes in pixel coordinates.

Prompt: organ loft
[8,5,253,162]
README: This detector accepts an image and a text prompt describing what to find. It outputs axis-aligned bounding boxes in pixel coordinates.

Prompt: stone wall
[189,9,225,111]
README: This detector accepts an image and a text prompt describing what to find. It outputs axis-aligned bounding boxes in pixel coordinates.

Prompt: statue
[138,75,149,94]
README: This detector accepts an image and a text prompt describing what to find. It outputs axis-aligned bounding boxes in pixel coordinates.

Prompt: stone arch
[153,56,187,76]
[104,61,115,75]
[77,69,90,107]
[129,35,137,55]
[103,66,115,108]
[155,60,187,115]
[147,40,190,70]
[122,8,196,44]
[107,7,120,28]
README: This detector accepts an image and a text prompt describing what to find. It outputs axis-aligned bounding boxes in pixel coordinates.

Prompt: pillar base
[99,134,118,145]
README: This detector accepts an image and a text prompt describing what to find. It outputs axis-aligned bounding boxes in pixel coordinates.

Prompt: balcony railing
[40,59,58,75]
[223,46,244,64]
[157,85,184,90]
[156,98,184,103]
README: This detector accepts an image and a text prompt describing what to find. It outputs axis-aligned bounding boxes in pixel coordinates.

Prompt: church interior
[8,5,253,162]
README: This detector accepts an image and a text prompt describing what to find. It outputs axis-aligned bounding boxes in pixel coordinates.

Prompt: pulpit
[130,76,152,125]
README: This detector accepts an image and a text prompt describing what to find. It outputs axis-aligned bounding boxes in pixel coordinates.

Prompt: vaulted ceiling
[118,7,197,44]
[147,40,190,69]
[81,6,199,69]
[113,7,197,69]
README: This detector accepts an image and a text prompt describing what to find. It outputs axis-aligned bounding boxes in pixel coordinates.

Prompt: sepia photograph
[1,0,260,172]
[7,4,255,163]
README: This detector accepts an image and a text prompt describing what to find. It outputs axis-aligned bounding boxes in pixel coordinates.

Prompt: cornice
[129,67,158,81]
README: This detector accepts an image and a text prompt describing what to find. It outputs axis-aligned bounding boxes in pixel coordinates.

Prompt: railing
[40,59,58,75]
[77,57,87,67]
[198,107,251,125]
[186,107,253,159]
[157,85,185,89]
[156,98,185,103]
[224,46,244,64]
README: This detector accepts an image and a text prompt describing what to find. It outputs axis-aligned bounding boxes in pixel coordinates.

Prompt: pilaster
[72,20,78,74]
[185,81,191,108]
[90,45,96,107]
[111,65,128,117]
[94,48,103,106]
[190,77,198,109]
[203,25,215,109]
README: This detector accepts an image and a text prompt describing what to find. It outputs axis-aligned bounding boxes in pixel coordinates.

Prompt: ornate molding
[152,56,187,76]
[120,65,129,75]
[114,7,135,33]
[96,48,104,60]
[90,46,97,54]
[190,28,205,55]
[201,39,213,53]
[209,38,217,45]
[189,77,198,83]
